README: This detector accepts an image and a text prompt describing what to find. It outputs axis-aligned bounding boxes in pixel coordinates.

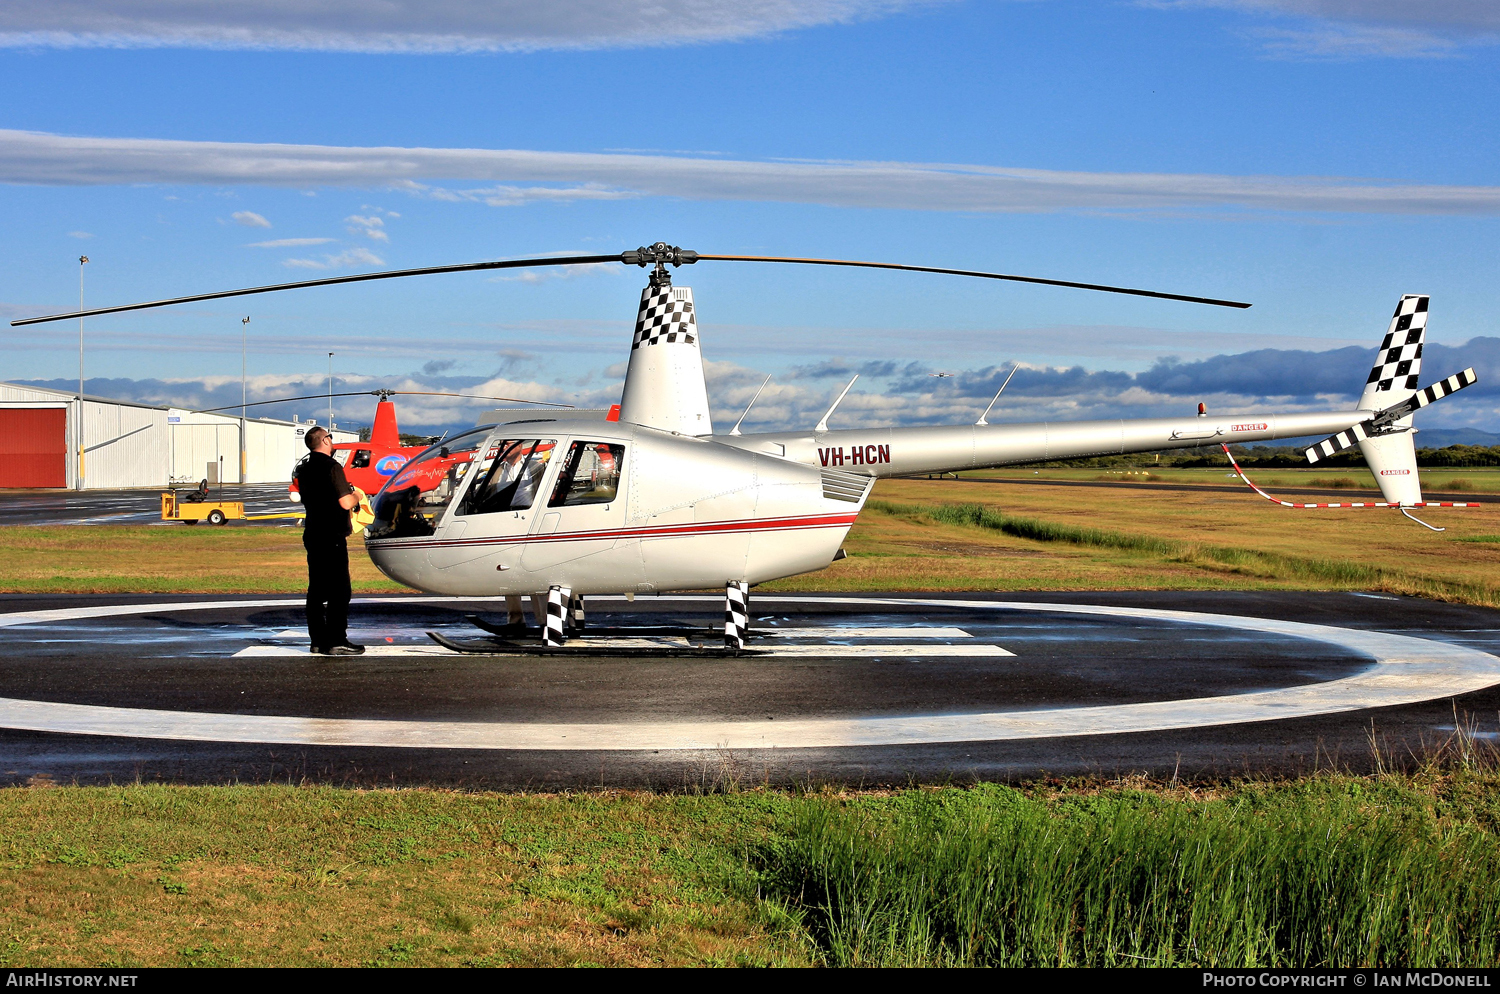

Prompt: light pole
[327,352,335,430]
[240,316,250,485]
[76,256,88,491]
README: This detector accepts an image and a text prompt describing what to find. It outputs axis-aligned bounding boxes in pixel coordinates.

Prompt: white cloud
[0,0,932,53]
[344,214,388,242]
[1212,1,1500,34]
[412,182,640,208]
[1149,0,1500,57]
[67,230,93,239]
[488,262,615,284]
[3,130,1499,216]
[1251,23,1464,58]
[231,210,271,227]
[282,246,384,270]
[248,236,335,248]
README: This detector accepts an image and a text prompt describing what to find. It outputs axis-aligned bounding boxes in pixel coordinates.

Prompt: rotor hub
[621,242,699,288]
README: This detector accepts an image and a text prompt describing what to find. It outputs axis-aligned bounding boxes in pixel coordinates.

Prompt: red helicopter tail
[370,399,401,448]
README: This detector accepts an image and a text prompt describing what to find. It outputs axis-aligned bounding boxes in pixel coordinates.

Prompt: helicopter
[14,243,1481,652]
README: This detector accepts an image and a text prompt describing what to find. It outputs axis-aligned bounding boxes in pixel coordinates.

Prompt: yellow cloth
[351,487,376,528]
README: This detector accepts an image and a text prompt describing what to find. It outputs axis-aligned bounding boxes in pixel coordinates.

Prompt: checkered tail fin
[617,282,714,435]
[1358,294,1427,413]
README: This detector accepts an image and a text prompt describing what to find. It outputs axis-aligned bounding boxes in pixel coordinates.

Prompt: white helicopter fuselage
[365,418,867,597]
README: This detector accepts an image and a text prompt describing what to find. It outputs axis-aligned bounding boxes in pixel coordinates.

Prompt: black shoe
[325,642,366,656]
[308,644,327,655]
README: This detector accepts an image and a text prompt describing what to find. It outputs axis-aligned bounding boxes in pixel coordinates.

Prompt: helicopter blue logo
[375,454,408,477]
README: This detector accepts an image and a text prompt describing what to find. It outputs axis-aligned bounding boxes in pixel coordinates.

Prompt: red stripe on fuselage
[370,512,861,551]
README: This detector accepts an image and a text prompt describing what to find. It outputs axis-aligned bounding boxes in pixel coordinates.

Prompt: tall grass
[758,782,1500,967]
[865,499,1500,606]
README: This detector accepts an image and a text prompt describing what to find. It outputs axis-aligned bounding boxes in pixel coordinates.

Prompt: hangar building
[0,382,357,490]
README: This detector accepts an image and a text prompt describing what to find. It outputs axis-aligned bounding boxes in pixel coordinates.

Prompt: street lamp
[327,352,335,430]
[240,316,250,485]
[76,256,88,491]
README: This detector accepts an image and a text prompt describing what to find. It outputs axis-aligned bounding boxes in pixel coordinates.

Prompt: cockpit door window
[350,449,372,468]
[456,438,556,516]
[549,442,626,507]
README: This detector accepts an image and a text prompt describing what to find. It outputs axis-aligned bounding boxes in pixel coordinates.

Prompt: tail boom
[726,410,1367,477]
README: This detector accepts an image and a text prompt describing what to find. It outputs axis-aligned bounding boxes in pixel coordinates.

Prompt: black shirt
[296,451,354,539]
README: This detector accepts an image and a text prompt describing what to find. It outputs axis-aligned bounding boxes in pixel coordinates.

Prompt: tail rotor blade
[1307,368,1478,464]
[1369,367,1478,428]
[1305,423,1370,464]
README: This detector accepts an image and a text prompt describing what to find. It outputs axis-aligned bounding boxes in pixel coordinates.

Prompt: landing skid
[463,614,714,640]
[427,630,760,657]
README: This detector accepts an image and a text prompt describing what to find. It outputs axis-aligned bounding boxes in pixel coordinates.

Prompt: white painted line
[242,644,454,658]
[0,596,511,630]
[0,596,1496,751]
[755,626,973,639]
[235,641,1010,659]
[268,625,973,641]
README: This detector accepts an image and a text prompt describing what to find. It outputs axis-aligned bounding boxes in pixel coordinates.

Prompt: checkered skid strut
[632,286,697,351]
[1366,295,1428,396]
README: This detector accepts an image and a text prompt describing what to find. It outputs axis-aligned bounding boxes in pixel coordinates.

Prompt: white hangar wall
[0,382,357,489]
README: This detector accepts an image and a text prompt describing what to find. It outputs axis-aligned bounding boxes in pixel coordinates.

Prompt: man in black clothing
[294,426,365,655]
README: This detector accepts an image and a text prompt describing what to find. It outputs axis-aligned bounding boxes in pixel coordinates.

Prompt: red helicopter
[289,392,423,501]
[198,388,574,501]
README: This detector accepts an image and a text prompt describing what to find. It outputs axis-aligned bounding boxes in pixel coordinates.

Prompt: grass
[757,766,1500,967]
[0,786,805,967]
[4,474,1497,604]
[851,498,1500,605]
[956,464,1500,493]
[6,757,1500,967]
[757,476,1500,606]
[0,526,408,594]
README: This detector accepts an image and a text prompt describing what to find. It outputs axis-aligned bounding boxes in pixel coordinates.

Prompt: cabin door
[522,440,629,572]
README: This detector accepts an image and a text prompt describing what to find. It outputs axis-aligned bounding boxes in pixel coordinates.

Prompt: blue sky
[1,0,1497,436]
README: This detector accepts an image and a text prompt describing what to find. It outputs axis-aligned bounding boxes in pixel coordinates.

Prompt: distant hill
[1412,428,1500,449]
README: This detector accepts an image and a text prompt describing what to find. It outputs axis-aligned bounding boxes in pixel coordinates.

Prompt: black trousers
[304,534,351,649]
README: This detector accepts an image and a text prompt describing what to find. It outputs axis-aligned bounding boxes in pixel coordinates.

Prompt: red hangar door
[0,408,67,488]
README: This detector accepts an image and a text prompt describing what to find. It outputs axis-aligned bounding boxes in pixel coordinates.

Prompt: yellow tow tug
[161,484,368,526]
[160,489,244,525]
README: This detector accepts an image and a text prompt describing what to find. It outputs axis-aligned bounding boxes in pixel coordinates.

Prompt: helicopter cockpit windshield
[367,426,491,538]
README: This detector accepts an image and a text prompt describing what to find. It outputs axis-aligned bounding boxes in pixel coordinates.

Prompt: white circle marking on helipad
[0,595,1495,751]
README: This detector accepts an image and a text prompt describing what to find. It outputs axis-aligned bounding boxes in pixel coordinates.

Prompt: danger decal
[819,445,891,468]
[1231,423,1269,432]
[1380,469,1412,476]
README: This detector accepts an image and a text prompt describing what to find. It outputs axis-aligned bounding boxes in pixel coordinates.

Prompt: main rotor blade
[198,391,382,414]
[9,254,621,326]
[197,390,570,415]
[10,242,1250,327]
[694,254,1252,309]
[387,390,574,407]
